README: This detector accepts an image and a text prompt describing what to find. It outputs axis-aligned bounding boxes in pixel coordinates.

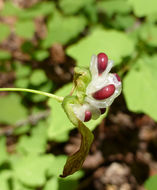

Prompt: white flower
[72,53,122,122]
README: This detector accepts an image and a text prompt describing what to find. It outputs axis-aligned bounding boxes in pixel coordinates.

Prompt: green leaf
[19,2,54,19]
[17,122,47,155]
[0,50,11,60]
[0,170,12,190]
[59,0,93,15]
[123,55,157,121]
[112,14,135,30]
[67,28,135,66]
[48,155,67,176]
[15,78,29,88]
[97,0,131,16]
[0,137,8,165]
[47,83,74,142]
[139,23,157,47]
[13,154,55,187]
[0,93,28,124]
[32,50,49,61]
[44,167,83,190]
[1,1,54,19]
[0,1,22,17]
[13,178,34,190]
[0,23,10,43]
[14,62,31,78]
[15,20,35,39]
[129,0,157,17]
[144,175,157,190]
[44,177,58,190]
[30,69,47,86]
[41,11,87,48]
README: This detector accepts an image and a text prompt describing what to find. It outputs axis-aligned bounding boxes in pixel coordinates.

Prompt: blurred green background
[0,0,157,189]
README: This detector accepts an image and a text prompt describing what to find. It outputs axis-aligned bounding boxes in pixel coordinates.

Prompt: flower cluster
[72,53,122,122]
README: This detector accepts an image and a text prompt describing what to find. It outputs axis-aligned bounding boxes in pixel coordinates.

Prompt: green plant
[0,53,122,178]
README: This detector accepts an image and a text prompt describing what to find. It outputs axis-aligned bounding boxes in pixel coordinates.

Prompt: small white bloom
[72,54,122,122]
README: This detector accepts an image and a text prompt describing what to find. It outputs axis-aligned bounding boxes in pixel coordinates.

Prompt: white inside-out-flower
[71,53,122,122]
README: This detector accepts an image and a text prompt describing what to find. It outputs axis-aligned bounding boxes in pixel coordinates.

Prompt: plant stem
[0,88,64,102]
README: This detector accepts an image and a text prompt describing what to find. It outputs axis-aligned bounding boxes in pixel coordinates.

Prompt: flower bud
[84,110,92,122]
[97,53,108,74]
[93,84,115,100]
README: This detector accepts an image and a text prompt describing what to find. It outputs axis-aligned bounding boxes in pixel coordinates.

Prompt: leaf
[15,20,35,39]
[0,137,8,165]
[41,11,87,48]
[32,50,49,61]
[47,155,67,176]
[14,62,31,88]
[0,1,22,17]
[144,175,157,190]
[47,83,74,142]
[67,28,135,66]
[1,1,54,19]
[44,171,83,190]
[13,154,55,187]
[30,69,47,86]
[13,178,34,190]
[129,0,157,17]
[0,170,12,190]
[43,177,58,190]
[58,177,80,190]
[60,122,94,177]
[15,78,29,88]
[0,23,10,43]
[97,0,131,16]
[0,50,11,60]
[16,122,47,155]
[112,14,135,30]
[59,0,93,15]
[139,23,157,47]
[0,93,28,124]
[14,62,31,78]
[123,55,157,121]
[19,2,54,19]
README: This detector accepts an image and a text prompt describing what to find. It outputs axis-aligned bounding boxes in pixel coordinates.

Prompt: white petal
[101,60,113,79]
[89,104,101,120]
[70,104,85,121]
[85,73,122,109]
[90,55,98,79]
[86,60,114,95]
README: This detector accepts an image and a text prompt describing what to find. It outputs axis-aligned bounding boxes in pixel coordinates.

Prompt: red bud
[97,53,108,74]
[93,84,115,100]
[84,110,92,122]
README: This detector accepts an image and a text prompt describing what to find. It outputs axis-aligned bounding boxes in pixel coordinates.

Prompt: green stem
[0,88,64,102]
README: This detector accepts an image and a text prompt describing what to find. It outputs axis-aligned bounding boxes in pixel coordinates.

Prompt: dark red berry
[100,108,106,114]
[84,110,92,122]
[97,53,108,74]
[114,73,121,82]
[93,84,115,100]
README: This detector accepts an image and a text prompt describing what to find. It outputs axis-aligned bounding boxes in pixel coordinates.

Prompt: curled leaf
[60,121,93,178]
